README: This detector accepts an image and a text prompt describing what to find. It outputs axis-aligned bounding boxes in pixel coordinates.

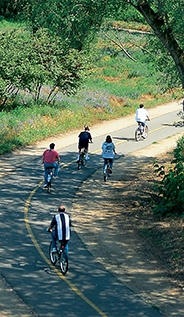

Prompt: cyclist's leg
[109,159,113,170]
[64,241,69,257]
[51,231,57,251]
[77,143,82,161]
[44,163,52,183]
[84,143,89,159]
[103,158,107,173]
[142,122,146,132]
[53,162,59,177]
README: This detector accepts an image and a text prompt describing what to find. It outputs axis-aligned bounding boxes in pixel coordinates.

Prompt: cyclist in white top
[135,104,150,138]
[102,135,116,174]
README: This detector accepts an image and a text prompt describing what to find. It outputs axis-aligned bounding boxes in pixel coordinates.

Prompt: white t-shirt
[135,108,149,123]
[102,142,115,159]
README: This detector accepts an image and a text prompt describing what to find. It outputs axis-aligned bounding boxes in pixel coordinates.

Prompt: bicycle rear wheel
[135,128,141,141]
[77,160,81,170]
[59,249,68,274]
[49,242,57,265]
[78,153,83,170]
[104,164,108,182]
[47,183,51,193]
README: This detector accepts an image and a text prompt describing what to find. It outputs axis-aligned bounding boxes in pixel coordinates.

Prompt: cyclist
[47,206,71,255]
[135,104,150,138]
[76,125,93,162]
[102,135,116,175]
[42,143,60,188]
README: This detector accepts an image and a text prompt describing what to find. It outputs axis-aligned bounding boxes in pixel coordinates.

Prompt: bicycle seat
[45,166,54,170]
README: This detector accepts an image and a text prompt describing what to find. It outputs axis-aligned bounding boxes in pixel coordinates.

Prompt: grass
[0,20,183,155]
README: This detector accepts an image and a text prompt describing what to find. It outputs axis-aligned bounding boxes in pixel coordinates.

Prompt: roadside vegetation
[0,19,183,155]
[154,135,184,218]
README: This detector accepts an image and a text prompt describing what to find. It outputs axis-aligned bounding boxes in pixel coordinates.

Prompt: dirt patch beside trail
[72,149,184,317]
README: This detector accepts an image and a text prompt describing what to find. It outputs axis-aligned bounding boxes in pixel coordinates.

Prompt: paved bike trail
[0,100,183,317]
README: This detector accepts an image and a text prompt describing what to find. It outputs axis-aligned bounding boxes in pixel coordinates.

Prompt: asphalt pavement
[0,99,184,317]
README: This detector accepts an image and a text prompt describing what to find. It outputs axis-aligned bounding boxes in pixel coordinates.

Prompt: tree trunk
[135,0,184,88]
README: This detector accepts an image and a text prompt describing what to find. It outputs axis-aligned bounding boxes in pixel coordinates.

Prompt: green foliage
[0,18,183,156]
[0,27,89,108]
[153,135,184,217]
[144,35,182,92]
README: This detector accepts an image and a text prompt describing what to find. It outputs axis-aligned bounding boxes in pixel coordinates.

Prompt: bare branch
[102,30,136,62]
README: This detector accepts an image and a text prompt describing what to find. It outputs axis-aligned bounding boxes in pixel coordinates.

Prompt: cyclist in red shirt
[42,143,60,188]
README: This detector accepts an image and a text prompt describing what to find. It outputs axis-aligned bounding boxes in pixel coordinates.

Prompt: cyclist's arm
[47,216,56,232]
[55,152,60,164]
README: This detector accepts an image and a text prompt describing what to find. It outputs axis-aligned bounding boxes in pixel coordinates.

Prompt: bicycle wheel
[49,242,57,265]
[107,165,110,177]
[144,125,148,138]
[81,157,86,166]
[78,158,81,170]
[47,171,52,193]
[78,153,83,170]
[47,183,51,193]
[59,249,68,274]
[135,128,141,141]
[104,165,108,182]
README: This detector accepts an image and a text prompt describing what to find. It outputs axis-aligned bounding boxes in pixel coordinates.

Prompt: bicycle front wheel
[60,249,68,274]
[49,242,57,265]
[144,125,148,138]
[135,128,141,141]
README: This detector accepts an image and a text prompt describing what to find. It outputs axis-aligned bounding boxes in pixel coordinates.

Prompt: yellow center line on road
[24,174,108,317]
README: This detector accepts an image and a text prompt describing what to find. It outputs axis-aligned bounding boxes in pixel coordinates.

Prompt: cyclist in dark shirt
[76,125,92,162]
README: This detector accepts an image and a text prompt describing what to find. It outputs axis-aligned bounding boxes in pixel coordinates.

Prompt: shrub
[153,135,184,217]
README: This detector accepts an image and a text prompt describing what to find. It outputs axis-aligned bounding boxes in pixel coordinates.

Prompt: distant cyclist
[102,135,116,174]
[135,104,150,138]
[76,125,93,162]
[47,206,71,255]
[42,143,60,188]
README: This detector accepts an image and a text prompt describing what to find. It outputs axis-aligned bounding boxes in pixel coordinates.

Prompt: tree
[0,28,88,108]
[1,0,184,88]
[132,0,184,88]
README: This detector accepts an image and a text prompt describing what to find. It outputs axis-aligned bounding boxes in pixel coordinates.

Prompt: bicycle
[103,159,112,182]
[49,240,68,275]
[135,122,148,141]
[174,110,184,127]
[45,166,54,193]
[77,148,86,170]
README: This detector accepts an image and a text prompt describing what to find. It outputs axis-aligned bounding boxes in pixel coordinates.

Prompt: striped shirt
[51,212,71,241]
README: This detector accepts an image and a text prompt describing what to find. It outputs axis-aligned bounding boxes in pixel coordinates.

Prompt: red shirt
[43,149,60,163]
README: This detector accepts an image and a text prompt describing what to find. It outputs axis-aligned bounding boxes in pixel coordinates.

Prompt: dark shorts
[137,121,146,127]
[79,141,88,150]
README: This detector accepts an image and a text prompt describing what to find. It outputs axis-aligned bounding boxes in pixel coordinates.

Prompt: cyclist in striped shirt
[47,206,71,255]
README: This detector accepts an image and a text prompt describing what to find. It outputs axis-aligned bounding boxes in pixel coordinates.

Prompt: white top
[135,108,149,122]
[102,142,115,159]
